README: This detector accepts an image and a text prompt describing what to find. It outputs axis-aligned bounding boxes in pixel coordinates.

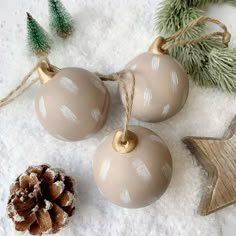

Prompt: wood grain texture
[183,116,236,216]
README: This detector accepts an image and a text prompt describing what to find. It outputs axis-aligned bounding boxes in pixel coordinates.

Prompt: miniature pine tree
[48,0,74,38]
[27,12,52,57]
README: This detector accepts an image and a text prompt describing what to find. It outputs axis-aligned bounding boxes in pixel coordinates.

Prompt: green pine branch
[27,12,52,57]
[208,48,236,91]
[48,0,74,38]
[155,0,236,92]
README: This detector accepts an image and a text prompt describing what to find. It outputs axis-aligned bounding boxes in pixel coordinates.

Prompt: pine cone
[7,164,75,235]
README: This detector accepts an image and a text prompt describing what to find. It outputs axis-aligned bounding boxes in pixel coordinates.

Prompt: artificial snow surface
[0,1,236,236]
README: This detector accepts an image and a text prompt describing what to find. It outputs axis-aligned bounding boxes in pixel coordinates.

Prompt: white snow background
[0,0,236,236]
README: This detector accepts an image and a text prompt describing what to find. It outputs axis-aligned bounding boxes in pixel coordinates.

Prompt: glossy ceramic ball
[35,68,110,141]
[93,126,172,208]
[119,52,189,122]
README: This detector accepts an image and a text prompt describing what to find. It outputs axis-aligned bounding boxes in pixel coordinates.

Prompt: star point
[183,116,236,216]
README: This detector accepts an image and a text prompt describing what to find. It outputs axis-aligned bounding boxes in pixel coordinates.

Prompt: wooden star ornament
[183,116,236,216]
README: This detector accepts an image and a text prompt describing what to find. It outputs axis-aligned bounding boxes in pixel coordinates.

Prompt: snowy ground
[0,0,236,236]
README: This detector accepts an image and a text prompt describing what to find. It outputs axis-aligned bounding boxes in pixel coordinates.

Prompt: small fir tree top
[27,12,52,57]
[48,0,74,38]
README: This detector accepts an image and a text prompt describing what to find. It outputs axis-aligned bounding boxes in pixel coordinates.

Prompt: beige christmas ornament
[118,17,231,123]
[119,49,189,122]
[94,126,173,208]
[94,69,172,208]
[7,164,75,235]
[35,62,111,141]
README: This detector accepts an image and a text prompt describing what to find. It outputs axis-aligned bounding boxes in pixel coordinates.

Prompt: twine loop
[149,16,231,54]
[0,57,47,108]
[95,69,136,143]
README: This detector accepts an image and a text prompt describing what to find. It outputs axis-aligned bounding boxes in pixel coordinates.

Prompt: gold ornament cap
[37,60,60,84]
[112,129,138,154]
[94,126,173,209]
[148,36,168,55]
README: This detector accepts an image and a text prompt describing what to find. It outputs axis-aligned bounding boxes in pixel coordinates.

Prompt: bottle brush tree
[48,0,74,38]
[27,12,52,57]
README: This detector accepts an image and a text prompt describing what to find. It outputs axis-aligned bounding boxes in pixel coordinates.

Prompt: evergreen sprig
[155,0,236,92]
[27,12,52,57]
[48,0,74,38]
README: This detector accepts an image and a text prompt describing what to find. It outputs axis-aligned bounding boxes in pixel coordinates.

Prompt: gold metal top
[148,36,168,55]
[37,60,60,84]
[112,129,138,154]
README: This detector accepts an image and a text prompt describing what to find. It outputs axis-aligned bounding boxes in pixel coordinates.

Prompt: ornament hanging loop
[149,16,231,54]
[113,70,138,153]
[0,58,46,108]
[0,57,59,108]
[96,69,138,153]
[37,58,60,84]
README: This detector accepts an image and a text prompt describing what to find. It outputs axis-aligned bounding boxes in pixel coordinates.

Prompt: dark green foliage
[26,12,52,57]
[155,0,236,92]
[48,0,74,38]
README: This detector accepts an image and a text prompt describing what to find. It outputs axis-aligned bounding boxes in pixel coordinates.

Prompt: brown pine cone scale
[7,164,75,235]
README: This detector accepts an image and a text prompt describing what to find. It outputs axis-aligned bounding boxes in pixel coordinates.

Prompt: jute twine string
[0,57,50,108]
[160,16,231,52]
[95,70,136,142]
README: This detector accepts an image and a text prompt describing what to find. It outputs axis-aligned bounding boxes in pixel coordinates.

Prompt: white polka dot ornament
[119,37,189,122]
[93,126,172,208]
[93,71,172,209]
[35,62,110,141]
